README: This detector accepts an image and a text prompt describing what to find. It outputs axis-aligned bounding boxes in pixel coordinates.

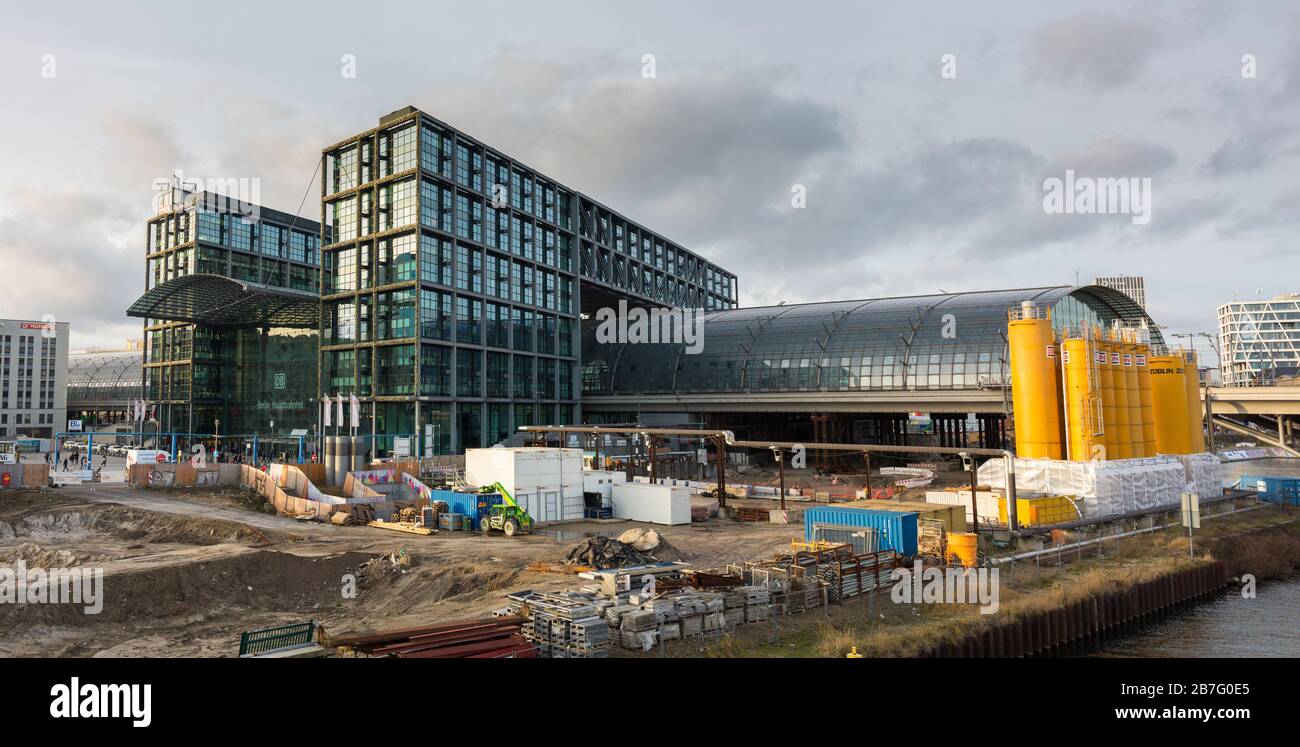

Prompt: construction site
[3,300,1298,659]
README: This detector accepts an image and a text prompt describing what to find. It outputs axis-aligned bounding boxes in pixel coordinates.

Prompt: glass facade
[319,107,738,451]
[66,350,142,425]
[1218,296,1300,385]
[142,191,323,435]
[583,286,1161,396]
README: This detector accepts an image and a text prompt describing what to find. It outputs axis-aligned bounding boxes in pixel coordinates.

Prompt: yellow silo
[1149,353,1191,454]
[1122,334,1145,457]
[1105,333,1132,459]
[1096,333,1119,460]
[1008,302,1063,459]
[1062,333,1104,461]
[1183,349,1207,452]
[1136,339,1157,456]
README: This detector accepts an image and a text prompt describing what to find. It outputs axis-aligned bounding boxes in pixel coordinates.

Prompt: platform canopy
[127,273,318,328]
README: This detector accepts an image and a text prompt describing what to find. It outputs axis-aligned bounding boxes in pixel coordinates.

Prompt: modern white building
[1094,276,1147,310]
[0,318,70,440]
[1218,294,1300,386]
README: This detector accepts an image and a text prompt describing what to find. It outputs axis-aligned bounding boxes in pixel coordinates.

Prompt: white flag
[336,393,344,428]
[349,393,360,429]
[322,394,332,427]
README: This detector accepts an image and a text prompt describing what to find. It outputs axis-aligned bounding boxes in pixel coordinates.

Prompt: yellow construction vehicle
[479,482,534,537]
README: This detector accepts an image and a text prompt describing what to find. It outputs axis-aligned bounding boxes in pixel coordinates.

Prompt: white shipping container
[464,447,585,523]
[610,482,692,525]
[582,469,628,505]
[924,489,1001,524]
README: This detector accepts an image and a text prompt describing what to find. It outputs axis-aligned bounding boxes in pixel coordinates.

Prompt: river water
[1088,456,1300,657]
[1090,575,1300,657]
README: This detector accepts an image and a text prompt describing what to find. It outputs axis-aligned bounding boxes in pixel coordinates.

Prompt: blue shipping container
[804,506,918,557]
[431,489,502,520]
[1241,475,1300,506]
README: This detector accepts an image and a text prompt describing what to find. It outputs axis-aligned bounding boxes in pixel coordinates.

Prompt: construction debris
[564,536,659,569]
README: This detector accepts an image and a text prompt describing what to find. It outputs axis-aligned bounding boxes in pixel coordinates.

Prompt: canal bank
[689,504,1300,658]
[1091,575,1300,657]
[919,516,1300,658]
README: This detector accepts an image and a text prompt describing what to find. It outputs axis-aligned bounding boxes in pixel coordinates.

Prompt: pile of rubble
[565,536,657,569]
[564,528,686,570]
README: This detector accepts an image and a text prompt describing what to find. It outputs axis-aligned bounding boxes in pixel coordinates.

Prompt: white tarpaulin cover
[976,455,1212,519]
[1172,453,1224,503]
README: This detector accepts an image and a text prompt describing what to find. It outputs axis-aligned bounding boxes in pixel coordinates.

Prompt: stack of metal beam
[326,618,535,658]
[813,549,901,601]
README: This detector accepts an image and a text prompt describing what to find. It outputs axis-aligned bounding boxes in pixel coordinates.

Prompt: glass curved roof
[67,351,143,408]
[126,273,318,328]
[582,285,1162,396]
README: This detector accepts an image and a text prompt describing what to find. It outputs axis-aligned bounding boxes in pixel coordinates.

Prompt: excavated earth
[0,486,802,657]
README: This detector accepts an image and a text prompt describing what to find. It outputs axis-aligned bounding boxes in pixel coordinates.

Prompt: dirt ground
[10,463,1271,659]
[0,483,804,657]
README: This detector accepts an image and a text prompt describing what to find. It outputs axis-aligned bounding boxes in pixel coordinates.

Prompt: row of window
[324,292,574,353]
[578,197,736,303]
[147,248,318,293]
[186,211,318,263]
[586,352,1007,394]
[323,345,576,400]
[324,235,575,314]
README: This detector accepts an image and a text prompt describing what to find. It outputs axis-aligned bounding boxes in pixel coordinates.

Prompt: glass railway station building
[128,189,324,438]
[126,105,1162,455]
[581,285,1162,450]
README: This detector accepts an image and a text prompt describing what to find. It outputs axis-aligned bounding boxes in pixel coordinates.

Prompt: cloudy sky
[1,0,1296,364]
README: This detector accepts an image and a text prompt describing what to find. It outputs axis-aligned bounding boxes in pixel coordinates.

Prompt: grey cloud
[1056,136,1178,177]
[1026,11,1160,92]
[0,187,141,349]
[1217,187,1300,237]
[1203,126,1298,176]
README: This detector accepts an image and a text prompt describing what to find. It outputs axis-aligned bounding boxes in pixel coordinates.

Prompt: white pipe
[1004,452,1019,531]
